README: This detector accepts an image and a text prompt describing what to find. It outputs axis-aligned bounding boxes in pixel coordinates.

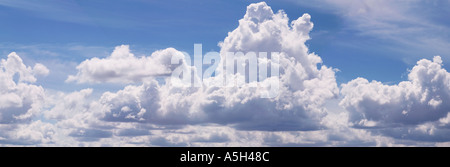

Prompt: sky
[0,0,450,146]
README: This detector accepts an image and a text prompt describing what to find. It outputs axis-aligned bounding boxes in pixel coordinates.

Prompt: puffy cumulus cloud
[66,45,188,84]
[54,88,387,146]
[0,120,55,146]
[100,81,163,123]
[0,52,55,146]
[341,56,450,126]
[10,2,450,146]
[205,2,338,130]
[98,80,204,125]
[41,88,118,144]
[31,2,343,146]
[44,88,104,125]
[341,56,450,142]
[0,52,48,123]
[91,2,338,131]
[219,2,320,75]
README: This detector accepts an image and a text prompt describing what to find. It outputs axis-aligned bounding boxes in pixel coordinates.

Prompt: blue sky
[3,0,449,87]
[1,0,450,146]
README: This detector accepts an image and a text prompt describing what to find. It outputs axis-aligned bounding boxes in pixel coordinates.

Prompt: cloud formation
[0,52,53,145]
[341,56,450,126]
[341,56,450,142]
[291,0,450,60]
[67,45,187,83]
[2,1,450,146]
[0,52,48,123]
[91,2,339,131]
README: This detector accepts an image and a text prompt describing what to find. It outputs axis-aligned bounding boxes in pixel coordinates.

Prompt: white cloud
[67,45,187,84]
[4,1,450,146]
[32,63,50,76]
[341,56,450,126]
[89,2,339,131]
[0,120,56,145]
[0,52,54,145]
[40,88,117,145]
[26,2,348,146]
[0,52,48,123]
[341,56,450,142]
[1,52,46,83]
[44,88,96,120]
[100,81,161,123]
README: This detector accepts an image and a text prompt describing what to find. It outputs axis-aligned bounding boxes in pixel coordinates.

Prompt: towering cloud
[0,52,53,145]
[92,2,339,131]
[341,56,450,127]
[0,52,48,123]
[5,1,449,146]
[341,56,450,142]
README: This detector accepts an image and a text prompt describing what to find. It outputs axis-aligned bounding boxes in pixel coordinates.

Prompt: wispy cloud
[290,0,450,62]
[0,0,94,25]
[0,0,160,29]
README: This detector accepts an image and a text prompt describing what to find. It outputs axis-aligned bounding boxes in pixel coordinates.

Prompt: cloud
[341,56,450,126]
[140,124,396,147]
[67,45,188,84]
[289,0,450,60]
[69,128,113,142]
[5,1,450,146]
[0,120,55,145]
[89,2,339,131]
[27,2,343,146]
[42,88,117,144]
[0,52,54,145]
[293,0,447,36]
[44,88,97,121]
[0,52,48,123]
[341,56,450,141]
[115,128,151,137]
[100,81,162,123]
[0,0,94,25]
